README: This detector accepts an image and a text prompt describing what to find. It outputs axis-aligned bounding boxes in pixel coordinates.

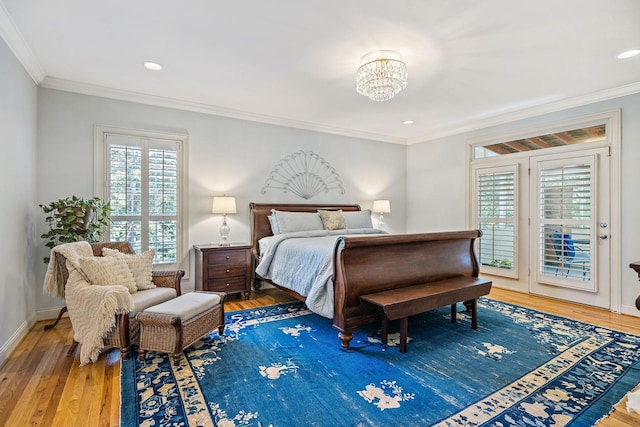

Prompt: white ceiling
[2,0,639,144]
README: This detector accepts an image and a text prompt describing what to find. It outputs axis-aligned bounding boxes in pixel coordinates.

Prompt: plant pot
[57,206,92,234]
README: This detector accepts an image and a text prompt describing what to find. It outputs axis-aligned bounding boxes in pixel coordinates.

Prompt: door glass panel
[475,165,517,276]
[537,157,594,290]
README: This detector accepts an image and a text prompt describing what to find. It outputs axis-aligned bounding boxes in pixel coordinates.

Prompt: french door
[529,148,610,308]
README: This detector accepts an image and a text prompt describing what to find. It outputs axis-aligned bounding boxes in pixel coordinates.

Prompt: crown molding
[0,1,45,83]
[406,81,640,145]
[40,77,407,145]
[36,75,640,148]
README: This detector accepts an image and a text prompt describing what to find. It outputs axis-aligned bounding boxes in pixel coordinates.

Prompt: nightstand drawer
[207,250,247,265]
[209,265,246,278]
[207,276,247,293]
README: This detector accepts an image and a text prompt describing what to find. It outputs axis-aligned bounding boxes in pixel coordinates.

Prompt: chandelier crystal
[356,50,407,102]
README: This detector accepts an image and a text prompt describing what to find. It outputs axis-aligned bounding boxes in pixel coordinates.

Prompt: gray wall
[407,93,640,314]
[2,35,639,364]
[35,88,407,316]
[0,36,38,365]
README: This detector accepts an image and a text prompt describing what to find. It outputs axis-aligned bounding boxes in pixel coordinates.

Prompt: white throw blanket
[43,241,93,298]
[65,264,133,365]
[43,242,134,365]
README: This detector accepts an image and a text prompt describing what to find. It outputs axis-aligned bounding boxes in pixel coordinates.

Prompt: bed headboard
[249,203,361,258]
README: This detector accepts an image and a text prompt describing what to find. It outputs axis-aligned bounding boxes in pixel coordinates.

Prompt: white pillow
[75,256,138,293]
[343,209,373,229]
[271,210,324,234]
[102,248,156,290]
[268,214,280,235]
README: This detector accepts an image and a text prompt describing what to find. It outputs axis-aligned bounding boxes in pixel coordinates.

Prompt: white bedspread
[255,228,386,318]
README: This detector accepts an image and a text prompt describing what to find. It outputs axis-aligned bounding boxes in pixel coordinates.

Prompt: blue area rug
[120,299,640,426]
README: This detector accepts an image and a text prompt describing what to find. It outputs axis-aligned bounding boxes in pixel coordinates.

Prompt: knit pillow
[75,256,138,293]
[102,248,156,291]
[318,209,346,230]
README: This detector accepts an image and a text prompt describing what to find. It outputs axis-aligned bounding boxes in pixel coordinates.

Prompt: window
[472,165,518,277]
[95,127,188,270]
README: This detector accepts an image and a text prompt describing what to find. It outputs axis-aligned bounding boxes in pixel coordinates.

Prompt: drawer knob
[226,283,230,287]
[226,269,230,273]
[226,255,230,259]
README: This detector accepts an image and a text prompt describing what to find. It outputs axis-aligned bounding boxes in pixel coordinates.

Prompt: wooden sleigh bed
[250,202,487,348]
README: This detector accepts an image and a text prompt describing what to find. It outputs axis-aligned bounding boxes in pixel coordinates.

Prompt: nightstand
[194,243,252,300]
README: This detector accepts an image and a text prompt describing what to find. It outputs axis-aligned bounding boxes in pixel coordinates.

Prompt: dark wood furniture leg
[118,314,130,360]
[381,316,389,345]
[470,299,478,330]
[44,306,67,330]
[399,317,408,354]
[451,303,456,323]
[67,340,79,356]
[338,331,353,348]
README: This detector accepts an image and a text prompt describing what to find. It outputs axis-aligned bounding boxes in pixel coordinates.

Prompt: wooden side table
[194,243,252,300]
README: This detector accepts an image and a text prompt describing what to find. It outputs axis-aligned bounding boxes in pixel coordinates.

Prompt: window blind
[106,133,180,265]
[475,166,517,273]
[538,162,592,281]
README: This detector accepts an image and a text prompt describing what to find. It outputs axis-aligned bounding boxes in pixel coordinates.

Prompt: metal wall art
[261,150,345,199]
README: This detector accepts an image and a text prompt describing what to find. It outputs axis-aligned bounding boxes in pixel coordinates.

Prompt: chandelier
[356,50,407,102]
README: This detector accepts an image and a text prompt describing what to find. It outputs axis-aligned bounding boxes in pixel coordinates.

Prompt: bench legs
[383,299,479,353]
[380,317,389,347]
[470,299,478,330]
[399,317,408,353]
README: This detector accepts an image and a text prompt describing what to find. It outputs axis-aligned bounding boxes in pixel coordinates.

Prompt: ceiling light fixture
[617,49,640,59]
[402,120,414,125]
[356,50,407,102]
[143,61,163,71]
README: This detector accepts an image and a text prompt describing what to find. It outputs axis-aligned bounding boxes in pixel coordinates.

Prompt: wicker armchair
[51,242,184,360]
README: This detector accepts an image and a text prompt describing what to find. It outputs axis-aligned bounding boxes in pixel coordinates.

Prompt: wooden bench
[360,276,492,353]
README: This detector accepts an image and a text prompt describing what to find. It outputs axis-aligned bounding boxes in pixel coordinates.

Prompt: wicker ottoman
[136,291,226,365]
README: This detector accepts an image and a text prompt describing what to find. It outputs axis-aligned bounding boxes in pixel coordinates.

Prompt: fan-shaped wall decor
[261,150,345,199]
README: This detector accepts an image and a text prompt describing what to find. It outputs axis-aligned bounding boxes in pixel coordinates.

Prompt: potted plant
[40,196,111,263]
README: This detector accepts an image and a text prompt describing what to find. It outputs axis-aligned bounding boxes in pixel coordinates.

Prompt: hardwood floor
[0,287,638,426]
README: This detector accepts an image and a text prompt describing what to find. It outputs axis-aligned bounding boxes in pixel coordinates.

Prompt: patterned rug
[120,299,640,426]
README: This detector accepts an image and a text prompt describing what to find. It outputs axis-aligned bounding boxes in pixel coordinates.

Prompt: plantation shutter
[474,165,518,276]
[106,133,181,266]
[536,156,594,288]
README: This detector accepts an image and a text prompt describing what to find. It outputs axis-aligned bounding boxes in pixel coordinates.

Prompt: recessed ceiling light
[143,61,163,71]
[617,49,640,59]
[402,120,414,125]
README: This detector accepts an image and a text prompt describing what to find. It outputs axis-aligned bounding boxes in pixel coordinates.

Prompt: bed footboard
[331,230,482,348]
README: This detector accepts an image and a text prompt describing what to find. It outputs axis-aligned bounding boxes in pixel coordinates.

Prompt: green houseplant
[40,195,111,263]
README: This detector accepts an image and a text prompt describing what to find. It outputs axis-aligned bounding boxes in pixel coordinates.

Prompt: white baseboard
[0,320,30,368]
[619,304,640,318]
[37,306,67,322]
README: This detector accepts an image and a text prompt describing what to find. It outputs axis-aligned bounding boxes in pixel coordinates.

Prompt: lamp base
[219,215,230,246]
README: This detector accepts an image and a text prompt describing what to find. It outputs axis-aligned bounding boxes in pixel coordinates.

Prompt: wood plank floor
[0,287,638,426]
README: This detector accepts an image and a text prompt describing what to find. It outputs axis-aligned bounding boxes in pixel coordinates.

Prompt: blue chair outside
[549,232,590,280]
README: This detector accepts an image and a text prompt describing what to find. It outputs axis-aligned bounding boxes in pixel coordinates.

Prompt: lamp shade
[212,196,237,214]
[372,199,391,214]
